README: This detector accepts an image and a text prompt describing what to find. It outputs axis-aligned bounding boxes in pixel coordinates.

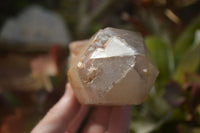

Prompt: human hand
[31,83,132,133]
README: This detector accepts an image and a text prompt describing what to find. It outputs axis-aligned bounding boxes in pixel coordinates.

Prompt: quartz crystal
[68,40,89,66]
[68,27,159,105]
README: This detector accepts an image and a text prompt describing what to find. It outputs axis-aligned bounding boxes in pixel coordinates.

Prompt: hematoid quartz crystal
[68,27,159,105]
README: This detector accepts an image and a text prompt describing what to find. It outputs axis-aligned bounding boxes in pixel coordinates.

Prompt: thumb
[31,83,81,133]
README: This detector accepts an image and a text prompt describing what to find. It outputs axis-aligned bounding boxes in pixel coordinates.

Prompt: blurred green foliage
[142,15,200,133]
[145,36,174,88]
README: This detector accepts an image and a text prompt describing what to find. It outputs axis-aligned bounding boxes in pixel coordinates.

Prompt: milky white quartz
[68,27,159,105]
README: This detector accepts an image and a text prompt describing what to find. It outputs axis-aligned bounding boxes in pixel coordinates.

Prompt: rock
[68,27,159,105]
[68,40,89,67]
[0,5,70,45]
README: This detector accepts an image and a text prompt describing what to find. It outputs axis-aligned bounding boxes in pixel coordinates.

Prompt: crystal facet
[68,27,159,105]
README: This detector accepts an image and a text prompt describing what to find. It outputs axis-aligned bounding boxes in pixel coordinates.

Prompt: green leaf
[173,42,200,83]
[145,36,174,87]
[174,16,200,65]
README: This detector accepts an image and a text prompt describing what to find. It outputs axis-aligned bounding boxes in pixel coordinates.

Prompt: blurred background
[0,0,200,132]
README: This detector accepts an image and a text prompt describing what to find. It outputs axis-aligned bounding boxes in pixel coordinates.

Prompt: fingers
[107,106,132,133]
[82,106,112,133]
[31,84,80,133]
[31,83,132,133]
[65,105,90,133]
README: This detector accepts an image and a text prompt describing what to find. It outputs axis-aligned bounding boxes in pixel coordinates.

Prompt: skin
[31,83,132,133]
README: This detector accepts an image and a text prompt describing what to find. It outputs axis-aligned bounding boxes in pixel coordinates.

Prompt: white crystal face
[90,36,138,59]
[68,27,159,105]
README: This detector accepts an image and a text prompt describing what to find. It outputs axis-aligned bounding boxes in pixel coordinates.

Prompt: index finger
[107,106,132,133]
